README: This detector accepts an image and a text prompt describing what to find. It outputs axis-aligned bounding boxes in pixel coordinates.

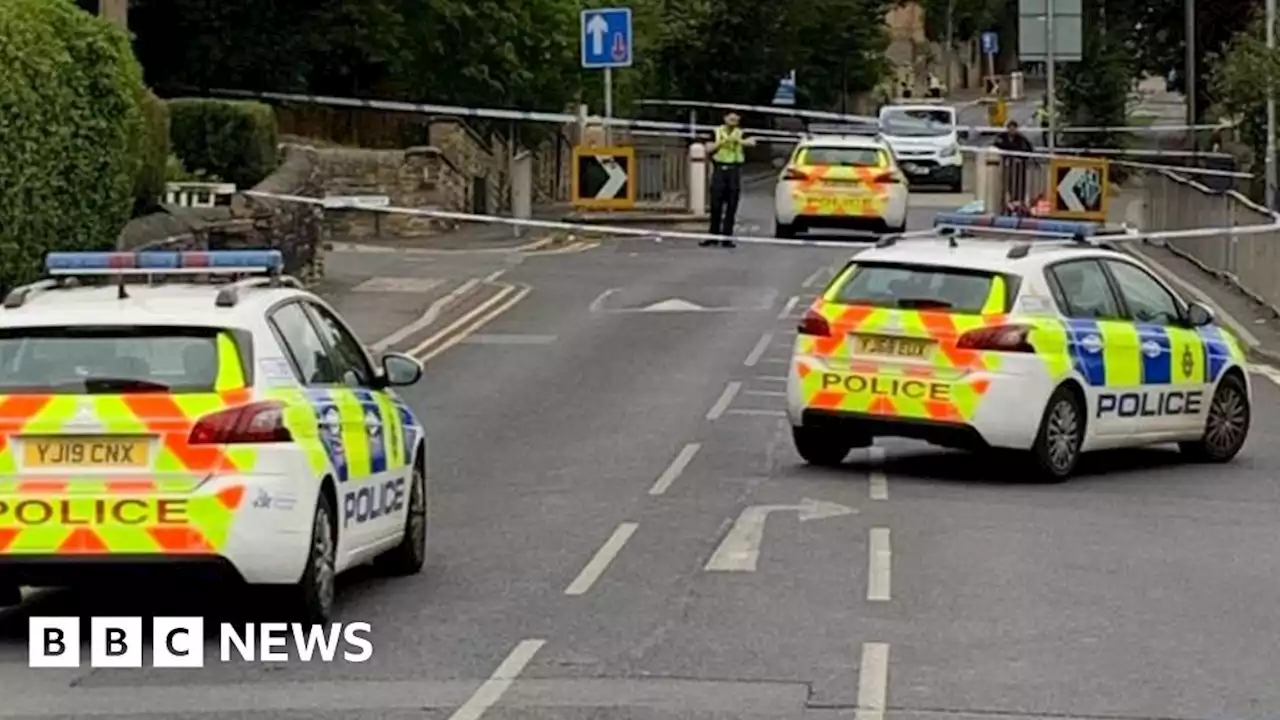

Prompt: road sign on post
[572,146,635,209]
[772,70,797,106]
[1048,156,1108,221]
[581,8,632,146]
[981,31,998,56]
[1017,0,1081,61]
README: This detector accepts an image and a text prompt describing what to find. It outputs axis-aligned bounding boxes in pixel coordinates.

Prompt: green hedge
[0,0,145,292]
[134,89,171,215]
[168,99,279,190]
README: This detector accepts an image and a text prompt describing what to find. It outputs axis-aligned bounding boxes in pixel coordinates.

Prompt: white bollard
[511,150,532,238]
[974,148,990,210]
[688,143,708,215]
[1010,72,1024,101]
[981,149,1004,213]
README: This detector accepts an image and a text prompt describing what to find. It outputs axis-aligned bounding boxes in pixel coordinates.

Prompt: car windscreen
[830,262,1016,314]
[0,326,236,394]
[880,109,954,137]
[797,146,888,167]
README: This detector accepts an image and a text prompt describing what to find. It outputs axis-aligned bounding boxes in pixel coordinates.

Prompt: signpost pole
[1267,0,1276,208]
[604,67,614,146]
[1046,0,1057,153]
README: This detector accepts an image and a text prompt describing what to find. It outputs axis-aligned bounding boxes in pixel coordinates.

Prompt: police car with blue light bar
[787,214,1251,481]
[0,250,429,622]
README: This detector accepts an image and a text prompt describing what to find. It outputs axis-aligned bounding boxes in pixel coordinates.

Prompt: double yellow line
[407,281,532,363]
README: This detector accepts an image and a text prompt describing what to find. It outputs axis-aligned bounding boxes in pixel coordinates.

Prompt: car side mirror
[380,352,424,387]
[1186,301,1214,327]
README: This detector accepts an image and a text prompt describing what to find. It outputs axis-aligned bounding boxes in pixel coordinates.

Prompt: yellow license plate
[853,335,933,357]
[22,437,150,468]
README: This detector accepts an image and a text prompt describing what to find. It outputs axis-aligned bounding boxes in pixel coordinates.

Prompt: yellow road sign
[571,146,636,210]
[1047,156,1109,222]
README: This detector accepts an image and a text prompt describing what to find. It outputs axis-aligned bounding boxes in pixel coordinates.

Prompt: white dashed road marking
[564,523,638,596]
[649,443,701,496]
[867,528,891,602]
[447,639,545,720]
[855,642,890,720]
[777,295,799,319]
[868,446,887,500]
[707,382,742,420]
[744,333,774,366]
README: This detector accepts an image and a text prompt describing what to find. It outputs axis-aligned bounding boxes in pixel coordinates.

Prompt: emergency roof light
[807,121,881,137]
[45,250,284,276]
[932,212,1099,238]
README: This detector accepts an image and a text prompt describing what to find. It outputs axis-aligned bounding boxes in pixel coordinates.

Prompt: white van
[877,104,964,192]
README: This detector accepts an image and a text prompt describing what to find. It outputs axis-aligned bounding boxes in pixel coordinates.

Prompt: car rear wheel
[1179,373,1250,462]
[1027,385,1084,482]
[282,492,337,624]
[792,426,861,466]
[375,462,428,575]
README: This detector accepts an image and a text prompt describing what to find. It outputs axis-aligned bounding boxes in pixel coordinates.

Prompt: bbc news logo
[29,617,373,667]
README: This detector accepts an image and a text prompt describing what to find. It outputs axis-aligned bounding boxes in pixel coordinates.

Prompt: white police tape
[211,87,1226,139]
[973,147,1254,178]
[636,98,1234,134]
[245,190,1280,246]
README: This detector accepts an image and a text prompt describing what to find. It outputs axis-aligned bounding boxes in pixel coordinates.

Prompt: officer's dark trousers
[709,163,742,236]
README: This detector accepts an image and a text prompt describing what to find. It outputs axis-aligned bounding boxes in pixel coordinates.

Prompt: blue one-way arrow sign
[581,8,632,69]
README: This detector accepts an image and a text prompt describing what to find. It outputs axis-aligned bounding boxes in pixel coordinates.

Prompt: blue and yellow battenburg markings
[297,389,417,484]
[1060,319,1235,388]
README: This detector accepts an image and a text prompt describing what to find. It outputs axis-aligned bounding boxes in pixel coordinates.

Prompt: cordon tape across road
[213,87,1233,145]
[246,190,1280,249]
[214,88,1253,179]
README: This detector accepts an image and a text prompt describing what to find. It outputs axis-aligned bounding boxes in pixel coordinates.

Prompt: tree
[1210,9,1279,160]
[0,0,146,291]
[915,0,1004,44]
[1054,0,1136,149]
[1131,0,1259,122]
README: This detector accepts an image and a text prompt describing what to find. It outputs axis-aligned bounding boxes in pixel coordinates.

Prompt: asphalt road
[1,185,1278,720]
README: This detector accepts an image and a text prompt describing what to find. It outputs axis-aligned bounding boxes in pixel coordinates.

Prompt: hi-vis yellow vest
[712,126,745,164]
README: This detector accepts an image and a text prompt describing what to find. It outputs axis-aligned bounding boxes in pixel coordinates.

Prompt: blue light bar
[45,250,283,274]
[933,212,1099,237]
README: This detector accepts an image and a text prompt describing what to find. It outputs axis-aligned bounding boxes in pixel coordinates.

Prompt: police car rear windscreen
[0,326,228,394]
[832,262,1017,314]
[799,147,888,167]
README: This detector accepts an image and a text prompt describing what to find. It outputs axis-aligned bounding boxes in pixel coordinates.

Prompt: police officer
[702,112,756,247]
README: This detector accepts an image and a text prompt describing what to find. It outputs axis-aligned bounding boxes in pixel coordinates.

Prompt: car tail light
[956,324,1035,352]
[874,171,900,183]
[783,167,808,181]
[798,309,832,336]
[189,401,293,444]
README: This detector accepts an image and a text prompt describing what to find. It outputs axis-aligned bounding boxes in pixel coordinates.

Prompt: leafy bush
[168,99,279,190]
[0,0,145,291]
[134,89,171,215]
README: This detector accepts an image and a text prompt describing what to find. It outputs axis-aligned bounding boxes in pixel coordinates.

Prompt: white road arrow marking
[641,298,704,311]
[587,14,609,56]
[705,498,857,572]
[597,156,627,198]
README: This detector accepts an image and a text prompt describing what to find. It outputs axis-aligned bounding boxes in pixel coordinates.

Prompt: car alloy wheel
[1205,382,1247,456]
[1044,397,1081,474]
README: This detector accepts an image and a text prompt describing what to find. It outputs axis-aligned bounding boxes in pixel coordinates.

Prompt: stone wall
[315,146,464,239]
[429,119,502,214]
[274,105,574,210]
[117,145,328,284]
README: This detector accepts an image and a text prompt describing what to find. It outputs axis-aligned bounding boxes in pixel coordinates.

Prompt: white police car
[788,214,1251,481]
[0,250,428,621]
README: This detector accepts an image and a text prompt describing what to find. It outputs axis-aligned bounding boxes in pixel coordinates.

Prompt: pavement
[2,183,1280,719]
